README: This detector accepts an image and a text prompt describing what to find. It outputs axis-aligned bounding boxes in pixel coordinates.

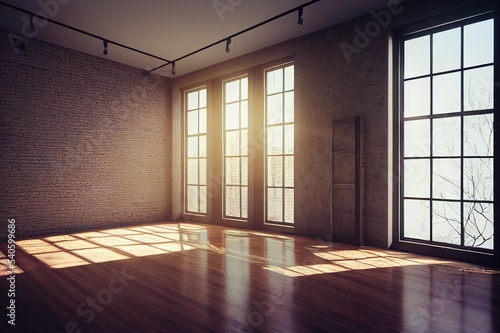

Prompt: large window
[223,77,249,219]
[266,64,295,224]
[185,87,207,214]
[400,15,494,251]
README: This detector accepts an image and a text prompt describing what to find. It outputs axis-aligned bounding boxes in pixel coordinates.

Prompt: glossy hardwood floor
[1,222,499,333]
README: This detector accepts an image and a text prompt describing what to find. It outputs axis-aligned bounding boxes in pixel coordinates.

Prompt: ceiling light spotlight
[171,61,176,76]
[29,15,36,32]
[225,38,232,53]
[103,39,108,55]
[297,7,304,25]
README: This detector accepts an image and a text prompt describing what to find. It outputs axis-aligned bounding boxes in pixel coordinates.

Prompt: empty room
[0,0,498,332]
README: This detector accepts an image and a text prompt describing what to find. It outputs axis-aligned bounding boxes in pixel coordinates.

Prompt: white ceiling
[0,0,389,77]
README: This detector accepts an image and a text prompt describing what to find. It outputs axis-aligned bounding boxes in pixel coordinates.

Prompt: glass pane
[241,157,248,186]
[404,35,430,79]
[284,189,294,223]
[241,77,248,100]
[187,186,198,212]
[199,89,207,108]
[226,103,240,130]
[187,110,198,135]
[267,188,283,222]
[464,66,494,111]
[226,157,240,186]
[187,136,198,158]
[464,114,494,156]
[225,186,240,218]
[225,80,240,103]
[241,101,248,128]
[187,91,198,110]
[267,125,283,155]
[199,136,207,158]
[464,202,493,249]
[284,65,294,91]
[187,159,198,184]
[284,156,294,187]
[268,156,283,187]
[199,186,206,213]
[241,187,248,219]
[404,119,430,157]
[226,131,240,156]
[433,72,461,114]
[433,28,461,73]
[433,116,461,156]
[432,201,461,245]
[284,92,294,123]
[464,158,493,201]
[267,94,283,125]
[464,19,494,68]
[433,159,461,200]
[404,77,430,117]
[284,124,294,154]
[267,68,283,94]
[404,199,430,240]
[199,108,207,133]
[241,129,248,156]
[199,158,207,185]
[404,159,430,198]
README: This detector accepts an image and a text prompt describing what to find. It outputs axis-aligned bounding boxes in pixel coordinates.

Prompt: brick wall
[0,30,172,239]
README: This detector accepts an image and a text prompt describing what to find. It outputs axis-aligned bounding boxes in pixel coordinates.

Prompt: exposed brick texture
[0,30,172,239]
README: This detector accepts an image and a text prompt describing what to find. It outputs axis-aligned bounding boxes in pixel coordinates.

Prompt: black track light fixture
[171,61,176,76]
[103,40,108,55]
[297,7,304,25]
[225,38,232,53]
[29,15,36,32]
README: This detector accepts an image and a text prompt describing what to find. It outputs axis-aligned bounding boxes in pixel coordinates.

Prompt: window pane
[187,159,198,184]
[404,119,430,157]
[284,124,294,154]
[267,68,283,94]
[199,89,207,108]
[404,36,430,78]
[187,91,198,110]
[199,186,207,213]
[464,114,494,156]
[284,65,294,91]
[433,72,461,114]
[241,101,248,128]
[241,129,248,156]
[199,136,207,158]
[404,77,430,117]
[226,157,240,185]
[284,189,294,223]
[225,186,240,217]
[464,19,494,67]
[225,80,240,103]
[241,187,248,219]
[267,94,283,125]
[241,77,248,100]
[284,156,294,187]
[404,199,430,240]
[464,202,493,249]
[187,137,198,158]
[268,188,283,222]
[187,110,198,135]
[241,157,248,186]
[187,186,199,212]
[433,116,461,157]
[226,103,240,130]
[199,158,207,185]
[433,28,461,73]
[268,156,283,187]
[464,158,493,201]
[284,91,294,123]
[199,108,207,133]
[432,201,461,245]
[464,66,494,111]
[404,159,430,198]
[433,158,461,200]
[267,125,283,155]
[226,131,240,156]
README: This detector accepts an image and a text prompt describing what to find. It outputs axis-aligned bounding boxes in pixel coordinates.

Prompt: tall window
[266,64,295,224]
[185,88,207,214]
[401,16,494,250]
[223,77,249,219]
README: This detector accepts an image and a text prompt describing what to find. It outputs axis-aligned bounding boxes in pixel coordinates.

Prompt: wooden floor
[1,222,499,333]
